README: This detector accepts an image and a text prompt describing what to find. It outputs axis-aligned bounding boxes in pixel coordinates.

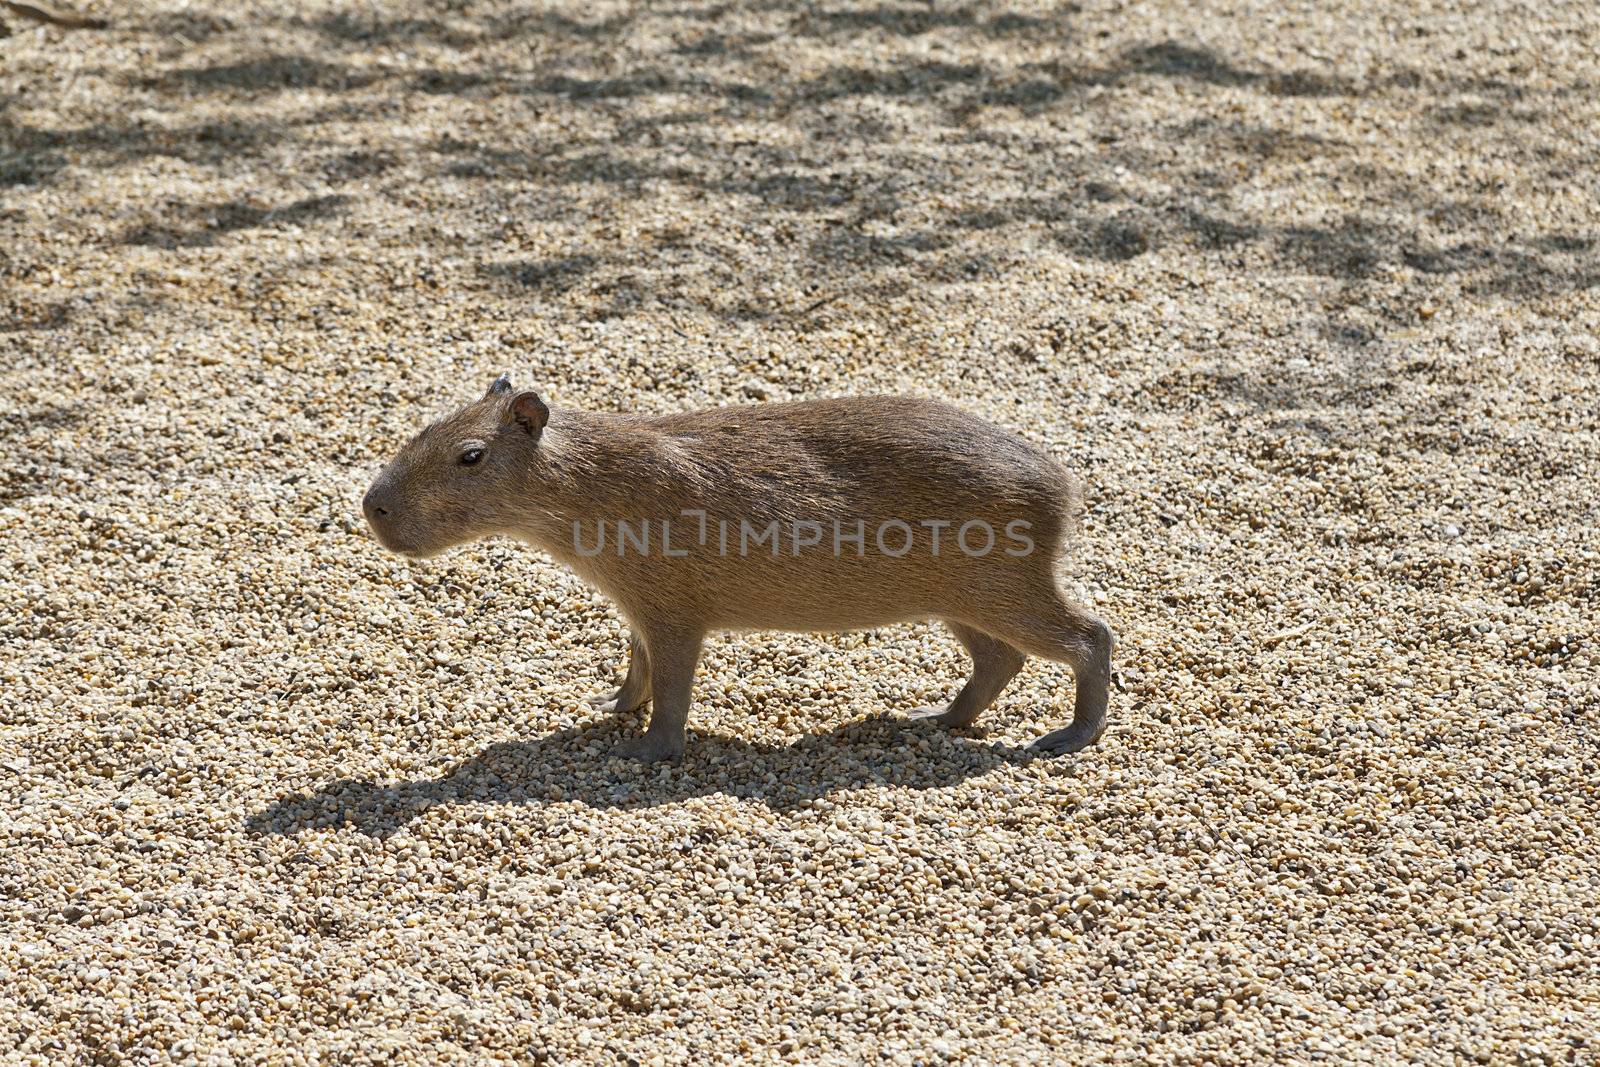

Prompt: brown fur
[364,377,1114,762]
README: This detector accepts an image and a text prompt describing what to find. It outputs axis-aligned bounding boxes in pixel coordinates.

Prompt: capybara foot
[905,704,979,728]
[612,734,684,764]
[1028,721,1104,756]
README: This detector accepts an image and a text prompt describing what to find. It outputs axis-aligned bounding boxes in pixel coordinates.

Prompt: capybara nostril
[362,489,390,521]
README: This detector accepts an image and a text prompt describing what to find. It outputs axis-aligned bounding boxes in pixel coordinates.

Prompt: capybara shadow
[245,714,1050,840]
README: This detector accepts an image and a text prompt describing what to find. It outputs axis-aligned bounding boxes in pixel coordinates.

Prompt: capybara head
[362,374,548,558]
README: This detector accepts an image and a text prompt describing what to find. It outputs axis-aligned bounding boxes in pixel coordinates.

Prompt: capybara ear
[510,391,549,438]
[486,373,513,398]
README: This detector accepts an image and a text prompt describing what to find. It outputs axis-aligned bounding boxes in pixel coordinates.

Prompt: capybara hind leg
[613,625,702,764]
[907,621,1025,727]
[978,588,1113,756]
[588,633,651,714]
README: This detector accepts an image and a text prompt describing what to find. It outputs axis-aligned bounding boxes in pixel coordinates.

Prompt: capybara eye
[459,448,485,466]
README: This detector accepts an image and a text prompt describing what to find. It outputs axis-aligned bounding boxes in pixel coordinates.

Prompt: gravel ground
[3,0,1599,1063]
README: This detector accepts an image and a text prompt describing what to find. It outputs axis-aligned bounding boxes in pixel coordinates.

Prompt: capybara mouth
[365,521,428,559]
[378,534,448,561]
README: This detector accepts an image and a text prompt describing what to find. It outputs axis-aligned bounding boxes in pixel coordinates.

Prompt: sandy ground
[3,0,1599,1063]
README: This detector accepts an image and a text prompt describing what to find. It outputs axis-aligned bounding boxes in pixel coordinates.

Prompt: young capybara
[362,375,1114,763]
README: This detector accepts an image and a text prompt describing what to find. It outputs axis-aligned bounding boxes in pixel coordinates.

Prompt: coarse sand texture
[2,1,1598,1064]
